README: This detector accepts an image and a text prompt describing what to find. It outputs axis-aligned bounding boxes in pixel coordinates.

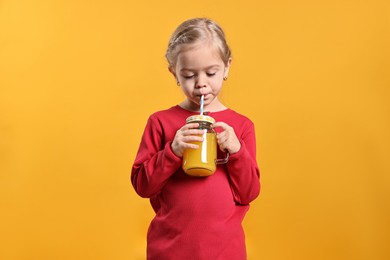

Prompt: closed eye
[206,72,216,77]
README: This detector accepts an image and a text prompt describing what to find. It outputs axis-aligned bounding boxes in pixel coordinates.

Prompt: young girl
[131,18,260,260]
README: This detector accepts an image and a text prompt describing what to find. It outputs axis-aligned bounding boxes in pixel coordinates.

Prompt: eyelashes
[182,72,217,79]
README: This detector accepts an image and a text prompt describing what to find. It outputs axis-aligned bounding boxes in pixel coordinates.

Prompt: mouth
[197,93,209,99]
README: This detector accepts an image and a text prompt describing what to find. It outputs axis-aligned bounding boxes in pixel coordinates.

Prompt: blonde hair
[166,18,231,69]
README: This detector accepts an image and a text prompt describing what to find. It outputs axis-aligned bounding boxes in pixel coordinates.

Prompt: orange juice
[182,132,217,177]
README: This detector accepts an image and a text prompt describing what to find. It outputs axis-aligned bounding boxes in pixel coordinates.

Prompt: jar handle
[215,150,229,164]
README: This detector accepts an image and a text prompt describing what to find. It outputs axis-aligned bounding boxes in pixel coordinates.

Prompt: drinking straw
[200,95,204,115]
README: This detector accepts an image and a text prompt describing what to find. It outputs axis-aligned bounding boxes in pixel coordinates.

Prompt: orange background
[1,0,389,259]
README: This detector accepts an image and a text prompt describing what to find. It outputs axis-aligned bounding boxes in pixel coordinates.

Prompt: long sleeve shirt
[131,105,260,260]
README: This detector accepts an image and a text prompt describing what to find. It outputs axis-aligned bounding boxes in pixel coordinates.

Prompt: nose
[195,74,207,89]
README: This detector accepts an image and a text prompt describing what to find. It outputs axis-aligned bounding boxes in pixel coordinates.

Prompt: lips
[197,93,209,99]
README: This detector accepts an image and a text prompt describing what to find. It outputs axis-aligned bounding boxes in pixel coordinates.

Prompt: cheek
[181,84,194,94]
[211,78,224,90]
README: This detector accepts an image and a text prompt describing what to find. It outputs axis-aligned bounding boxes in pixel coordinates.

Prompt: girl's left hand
[212,122,241,154]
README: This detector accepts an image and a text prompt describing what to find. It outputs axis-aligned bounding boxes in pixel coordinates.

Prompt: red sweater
[131,106,260,260]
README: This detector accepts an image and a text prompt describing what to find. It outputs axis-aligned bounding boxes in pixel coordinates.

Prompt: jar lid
[186,115,215,124]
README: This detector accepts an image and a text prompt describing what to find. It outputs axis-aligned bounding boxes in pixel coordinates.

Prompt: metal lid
[186,115,215,124]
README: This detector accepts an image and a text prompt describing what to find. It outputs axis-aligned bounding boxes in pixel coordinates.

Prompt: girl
[131,18,260,260]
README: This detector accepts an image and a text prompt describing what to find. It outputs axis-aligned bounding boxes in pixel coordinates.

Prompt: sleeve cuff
[228,140,246,161]
[164,141,182,164]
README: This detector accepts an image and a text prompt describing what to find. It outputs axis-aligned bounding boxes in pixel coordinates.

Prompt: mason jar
[182,115,229,177]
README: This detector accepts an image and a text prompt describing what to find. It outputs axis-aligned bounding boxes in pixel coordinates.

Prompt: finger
[217,141,228,152]
[216,132,227,143]
[183,135,204,143]
[182,123,199,130]
[182,129,206,136]
[183,142,200,150]
[212,121,228,130]
[217,137,228,148]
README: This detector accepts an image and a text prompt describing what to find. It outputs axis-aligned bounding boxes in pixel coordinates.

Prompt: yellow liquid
[182,133,217,177]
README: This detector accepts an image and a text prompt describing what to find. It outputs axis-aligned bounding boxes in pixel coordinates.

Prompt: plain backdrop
[1,0,389,259]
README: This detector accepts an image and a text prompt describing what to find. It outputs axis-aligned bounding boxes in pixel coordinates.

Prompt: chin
[205,95,215,103]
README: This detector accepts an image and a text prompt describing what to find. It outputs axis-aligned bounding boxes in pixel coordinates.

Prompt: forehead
[175,41,224,69]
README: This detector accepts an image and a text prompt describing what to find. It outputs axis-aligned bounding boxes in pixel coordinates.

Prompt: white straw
[200,95,204,115]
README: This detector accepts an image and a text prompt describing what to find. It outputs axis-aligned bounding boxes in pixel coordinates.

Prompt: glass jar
[182,115,229,177]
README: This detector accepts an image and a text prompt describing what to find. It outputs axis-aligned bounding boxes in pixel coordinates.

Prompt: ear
[168,66,177,79]
[224,58,232,78]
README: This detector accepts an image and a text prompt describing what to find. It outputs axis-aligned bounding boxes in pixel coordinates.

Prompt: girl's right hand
[171,123,205,157]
